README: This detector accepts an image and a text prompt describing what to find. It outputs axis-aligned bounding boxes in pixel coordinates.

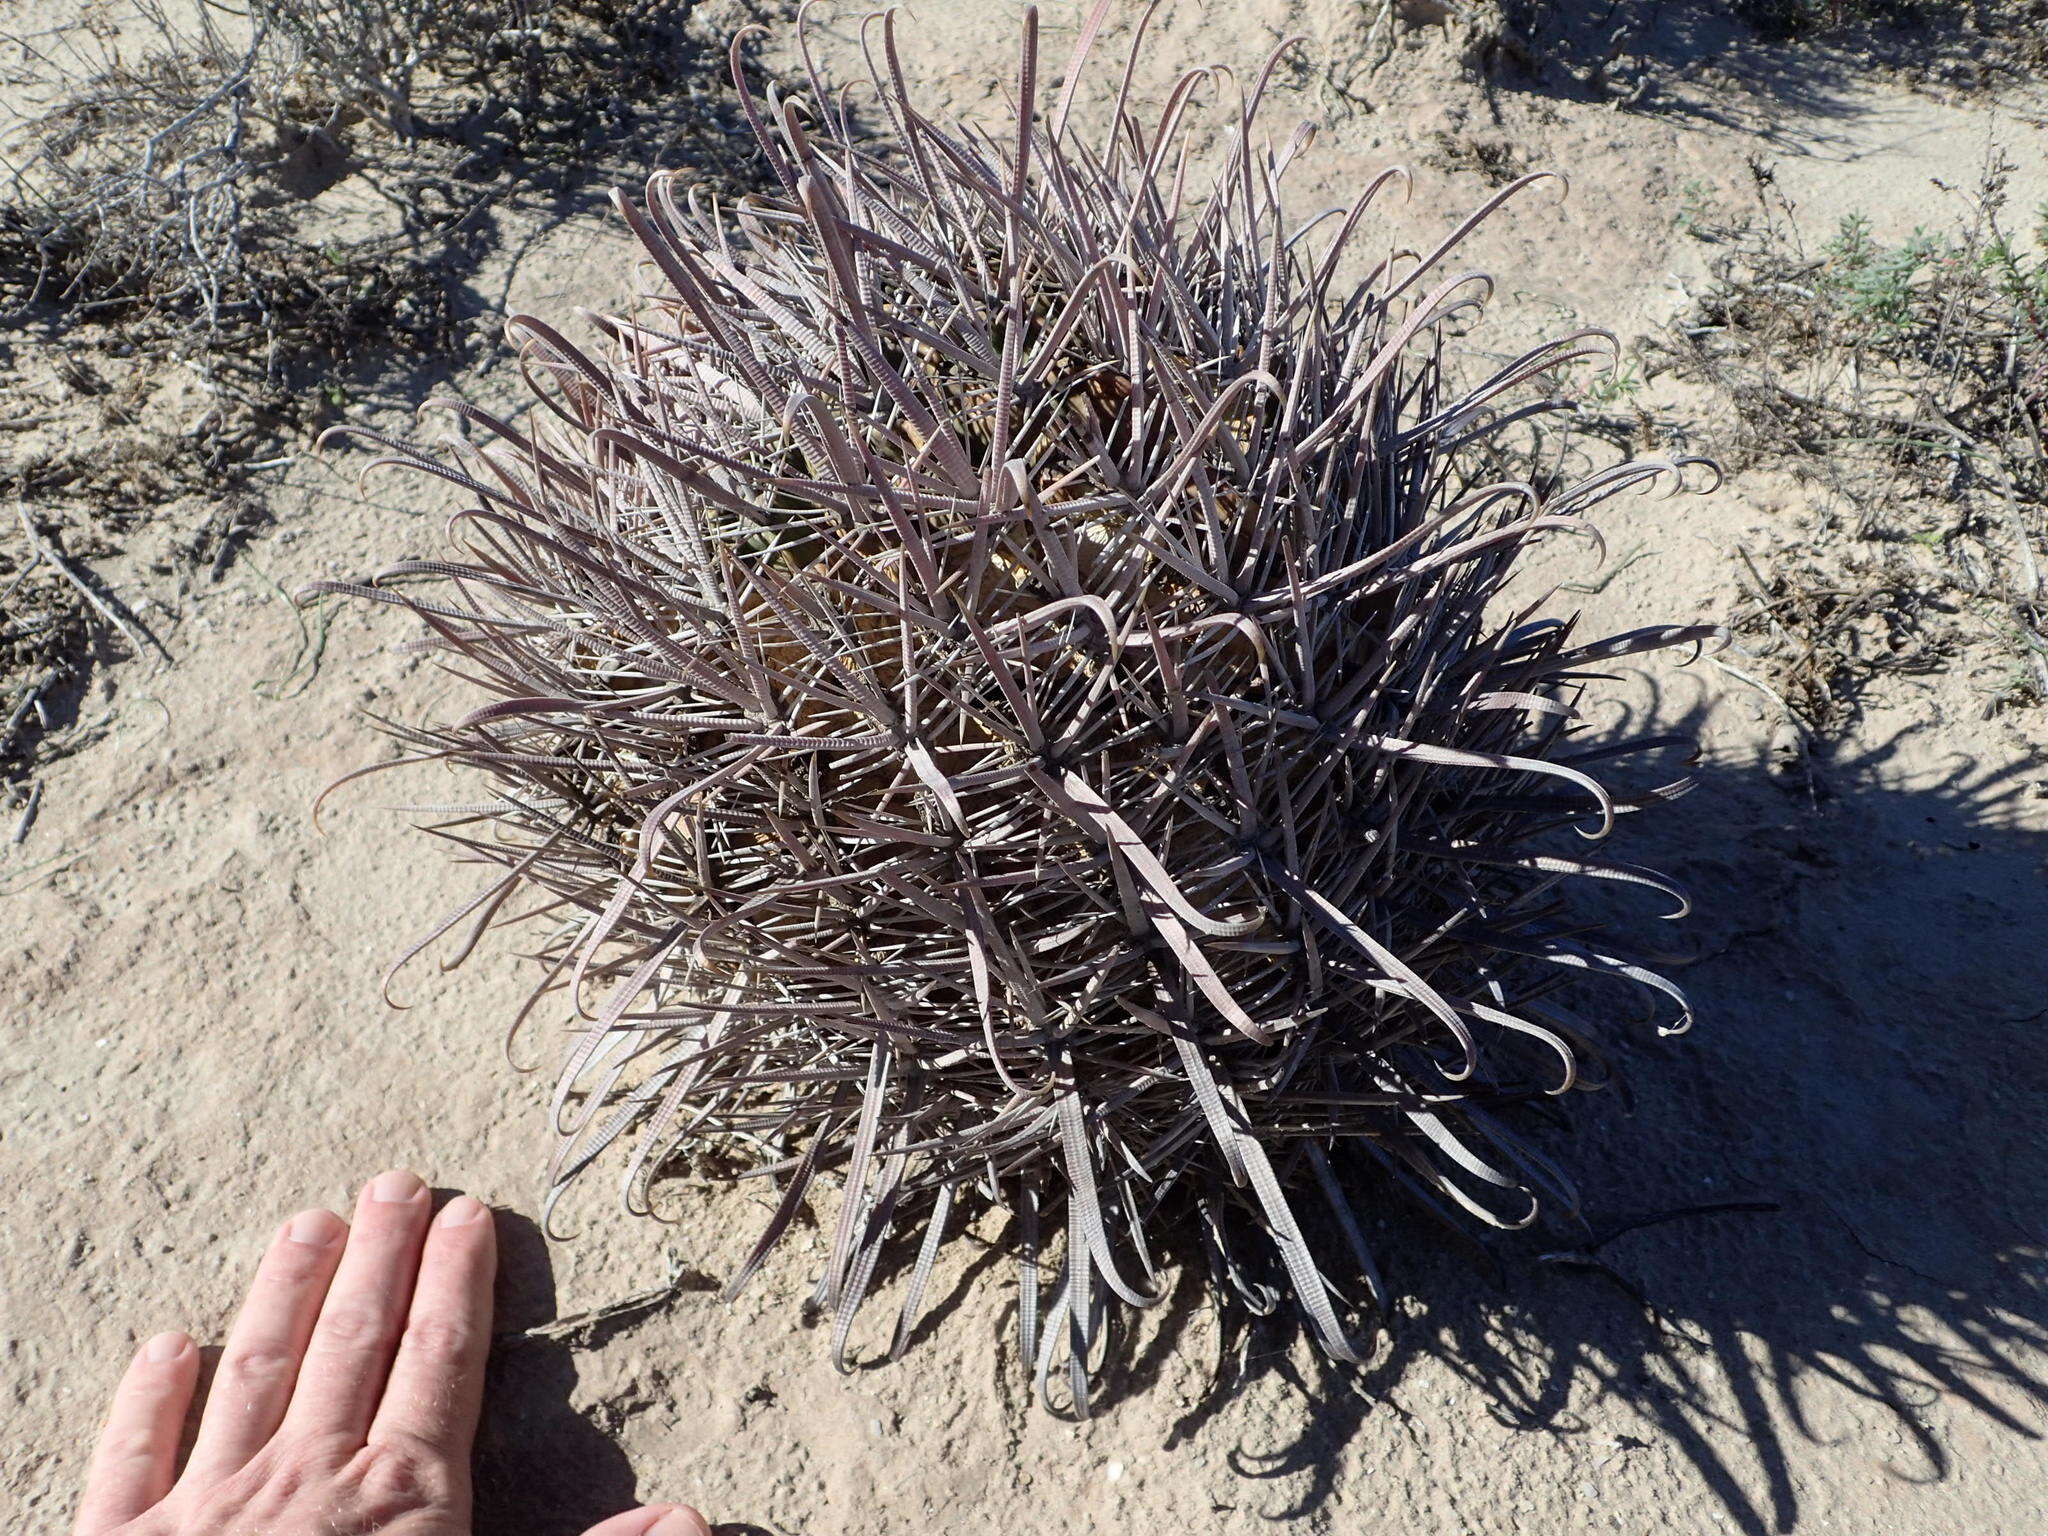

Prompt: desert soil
[6,2,2048,1533]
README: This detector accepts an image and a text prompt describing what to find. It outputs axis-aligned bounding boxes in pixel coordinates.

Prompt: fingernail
[367,1170,425,1204]
[143,1332,189,1363]
[287,1209,342,1246]
[647,1509,709,1536]
[435,1195,488,1228]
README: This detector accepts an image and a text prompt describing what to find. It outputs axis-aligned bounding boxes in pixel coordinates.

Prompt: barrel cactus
[309,3,1716,1414]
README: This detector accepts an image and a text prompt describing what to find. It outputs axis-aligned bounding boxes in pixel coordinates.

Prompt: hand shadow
[471,1206,644,1536]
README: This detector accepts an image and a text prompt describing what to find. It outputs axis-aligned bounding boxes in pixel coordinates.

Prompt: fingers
[368,1194,497,1458]
[179,1208,348,1487]
[73,1332,199,1533]
[579,1505,714,1536]
[278,1170,433,1444]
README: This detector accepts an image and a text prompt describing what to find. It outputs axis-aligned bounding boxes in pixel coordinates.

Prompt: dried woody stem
[307,2,1720,1414]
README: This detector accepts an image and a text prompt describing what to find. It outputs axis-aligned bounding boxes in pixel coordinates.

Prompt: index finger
[73,1333,198,1533]
[367,1194,497,1456]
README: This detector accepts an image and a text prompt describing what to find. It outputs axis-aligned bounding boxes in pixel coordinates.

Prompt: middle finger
[277,1170,432,1445]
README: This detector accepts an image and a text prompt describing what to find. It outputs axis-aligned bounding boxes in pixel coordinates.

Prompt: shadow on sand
[1474,0,2016,154]
[1075,703,2048,1534]
[472,1210,644,1536]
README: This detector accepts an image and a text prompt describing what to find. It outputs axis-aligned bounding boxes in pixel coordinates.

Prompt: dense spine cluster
[311,4,1716,1413]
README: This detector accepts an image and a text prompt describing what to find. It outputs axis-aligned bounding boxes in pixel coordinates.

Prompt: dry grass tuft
[0,0,757,784]
[1653,154,2047,735]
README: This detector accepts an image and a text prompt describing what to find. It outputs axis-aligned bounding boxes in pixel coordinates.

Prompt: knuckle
[357,1438,458,1514]
[217,1342,299,1390]
[399,1314,474,1363]
[184,1475,292,1533]
[314,1303,400,1353]
[101,1426,163,1465]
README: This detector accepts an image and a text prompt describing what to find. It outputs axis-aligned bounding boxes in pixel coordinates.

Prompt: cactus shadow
[1136,708,2048,1535]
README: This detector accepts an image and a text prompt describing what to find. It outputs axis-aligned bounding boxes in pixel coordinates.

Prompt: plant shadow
[1475,0,2012,147]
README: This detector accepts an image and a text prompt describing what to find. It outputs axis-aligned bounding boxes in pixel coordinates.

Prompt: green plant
[1978,200,2048,327]
[1675,178,1720,239]
[1583,360,1645,406]
[312,6,1718,1412]
[1820,214,1949,334]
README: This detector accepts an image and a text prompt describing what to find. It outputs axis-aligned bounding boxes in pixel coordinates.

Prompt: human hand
[73,1170,710,1536]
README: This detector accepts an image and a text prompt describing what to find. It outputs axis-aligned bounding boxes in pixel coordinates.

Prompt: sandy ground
[7,3,2048,1532]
